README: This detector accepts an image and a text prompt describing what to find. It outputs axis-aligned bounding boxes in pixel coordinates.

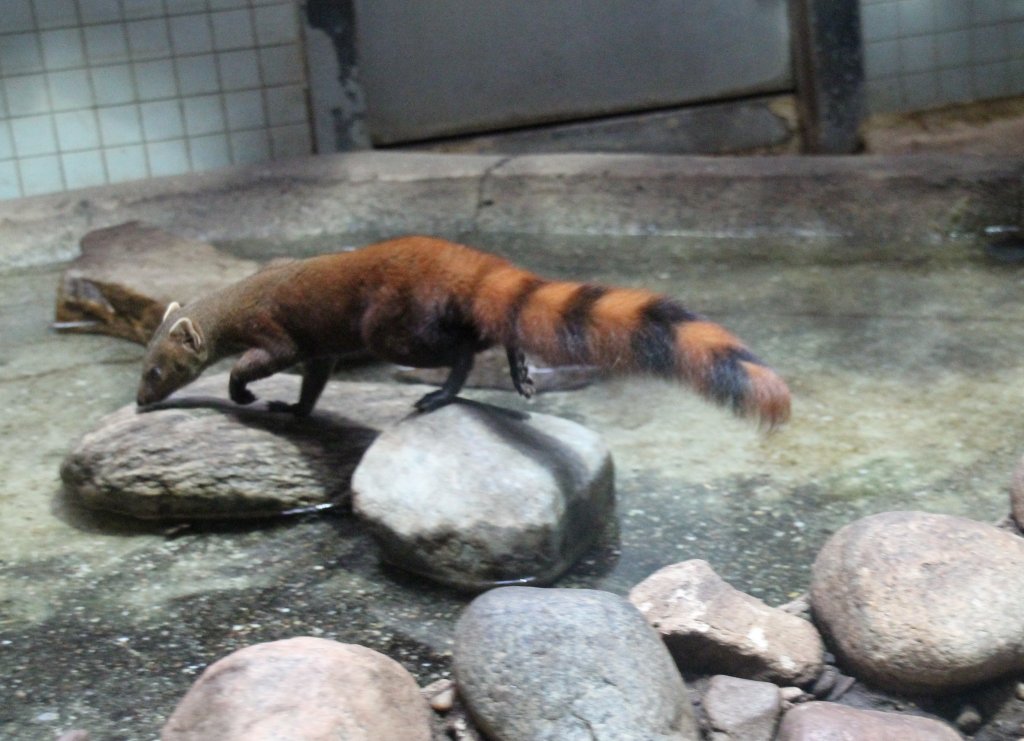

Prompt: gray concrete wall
[0,152,1019,268]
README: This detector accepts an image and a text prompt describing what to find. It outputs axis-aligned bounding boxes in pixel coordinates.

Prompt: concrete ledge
[1,152,1021,267]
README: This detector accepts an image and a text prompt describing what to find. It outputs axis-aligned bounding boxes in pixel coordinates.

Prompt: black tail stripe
[644,298,701,325]
[632,298,701,375]
[559,284,609,362]
[708,347,761,411]
[506,276,546,340]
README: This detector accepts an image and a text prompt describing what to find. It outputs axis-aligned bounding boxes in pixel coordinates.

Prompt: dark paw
[267,400,312,416]
[507,346,535,399]
[414,389,456,413]
[230,387,257,405]
[514,375,536,399]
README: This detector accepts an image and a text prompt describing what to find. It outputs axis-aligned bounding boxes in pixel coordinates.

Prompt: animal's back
[189,235,788,426]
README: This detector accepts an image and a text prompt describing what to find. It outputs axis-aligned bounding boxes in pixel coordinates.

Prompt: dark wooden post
[790,0,866,153]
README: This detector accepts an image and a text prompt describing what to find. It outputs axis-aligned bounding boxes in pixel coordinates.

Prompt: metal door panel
[354,0,792,144]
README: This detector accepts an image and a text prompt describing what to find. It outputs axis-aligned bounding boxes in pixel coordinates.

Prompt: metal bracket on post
[789,0,866,154]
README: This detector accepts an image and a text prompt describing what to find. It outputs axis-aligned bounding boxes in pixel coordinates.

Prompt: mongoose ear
[169,317,203,353]
[162,301,182,322]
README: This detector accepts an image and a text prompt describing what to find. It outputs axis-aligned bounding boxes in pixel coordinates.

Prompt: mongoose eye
[146,367,162,382]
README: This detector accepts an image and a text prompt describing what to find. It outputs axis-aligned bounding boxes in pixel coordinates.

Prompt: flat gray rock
[55,222,259,344]
[351,402,614,589]
[776,701,961,740]
[811,510,1024,693]
[61,373,426,520]
[629,560,824,686]
[162,637,432,741]
[454,586,699,741]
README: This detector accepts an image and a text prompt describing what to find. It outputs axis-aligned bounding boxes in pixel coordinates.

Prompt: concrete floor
[1,152,1023,739]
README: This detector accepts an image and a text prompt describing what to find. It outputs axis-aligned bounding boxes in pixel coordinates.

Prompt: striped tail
[471,268,791,428]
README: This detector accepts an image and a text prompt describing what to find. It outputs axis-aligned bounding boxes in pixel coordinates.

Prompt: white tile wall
[0,160,20,198]
[0,0,311,199]
[862,0,1024,112]
[105,143,147,182]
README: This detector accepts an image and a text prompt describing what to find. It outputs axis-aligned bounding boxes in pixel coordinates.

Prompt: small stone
[57,731,90,741]
[809,665,838,698]
[776,702,961,740]
[352,403,615,589]
[454,586,699,740]
[447,714,485,741]
[811,511,1024,693]
[778,593,811,616]
[1016,681,1024,701]
[629,560,824,685]
[779,687,807,704]
[422,678,456,712]
[828,674,856,701]
[703,675,781,741]
[162,637,432,741]
[430,686,456,712]
[955,704,983,734]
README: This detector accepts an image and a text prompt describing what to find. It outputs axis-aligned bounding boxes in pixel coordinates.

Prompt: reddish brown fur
[741,362,792,428]
[577,290,649,370]
[137,236,790,426]
[675,322,744,389]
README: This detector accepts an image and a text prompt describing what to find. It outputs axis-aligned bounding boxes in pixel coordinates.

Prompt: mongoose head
[136,302,209,407]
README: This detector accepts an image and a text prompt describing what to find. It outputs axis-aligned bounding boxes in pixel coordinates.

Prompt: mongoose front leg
[506,345,535,399]
[229,346,296,406]
[267,356,337,416]
[414,343,476,412]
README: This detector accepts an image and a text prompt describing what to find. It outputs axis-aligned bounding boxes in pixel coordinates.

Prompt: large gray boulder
[351,403,614,589]
[629,560,824,686]
[61,373,424,519]
[453,586,699,741]
[811,510,1024,693]
[161,637,432,741]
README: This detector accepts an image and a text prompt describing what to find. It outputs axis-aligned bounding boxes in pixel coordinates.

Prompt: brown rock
[420,678,485,740]
[629,560,824,685]
[703,675,781,741]
[60,373,427,519]
[776,702,961,741]
[421,678,456,712]
[161,637,432,741]
[810,511,1024,693]
[55,222,259,343]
